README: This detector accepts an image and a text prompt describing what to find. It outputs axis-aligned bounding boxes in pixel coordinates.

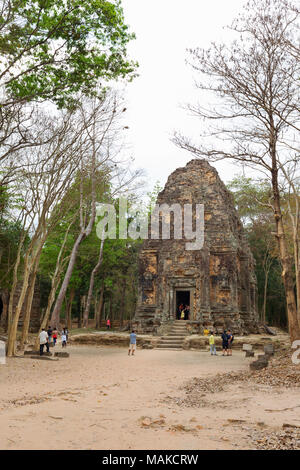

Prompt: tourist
[47,325,52,344]
[128,330,137,356]
[52,327,58,346]
[221,330,229,356]
[180,309,185,320]
[61,328,67,348]
[227,329,234,356]
[39,328,49,356]
[64,326,69,341]
[184,305,190,320]
[106,318,111,330]
[178,303,184,320]
[209,331,217,355]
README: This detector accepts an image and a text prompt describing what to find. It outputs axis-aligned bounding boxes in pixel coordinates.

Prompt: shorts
[129,343,136,351]
[222,342,228,349]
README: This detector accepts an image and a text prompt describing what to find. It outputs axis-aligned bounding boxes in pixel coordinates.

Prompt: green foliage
[0,0,137,107]
[227,175,287,327]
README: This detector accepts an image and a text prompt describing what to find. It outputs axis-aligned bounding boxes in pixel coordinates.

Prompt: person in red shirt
[52,327,58,346]
[106,319,111,330]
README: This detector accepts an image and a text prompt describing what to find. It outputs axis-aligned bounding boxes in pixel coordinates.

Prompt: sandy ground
[0,344,299,450]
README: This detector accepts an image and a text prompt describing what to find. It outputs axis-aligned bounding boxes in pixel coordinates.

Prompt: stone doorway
[175,290,190,320]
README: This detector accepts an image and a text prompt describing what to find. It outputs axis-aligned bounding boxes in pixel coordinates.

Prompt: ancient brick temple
[134,159,259,335]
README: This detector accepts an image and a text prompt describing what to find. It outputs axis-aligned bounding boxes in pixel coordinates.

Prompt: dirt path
[0,345,299,450]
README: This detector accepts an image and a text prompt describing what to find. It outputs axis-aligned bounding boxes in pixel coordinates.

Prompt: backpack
[222,332,228,342]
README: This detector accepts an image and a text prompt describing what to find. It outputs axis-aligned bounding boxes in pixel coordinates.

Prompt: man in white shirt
[39,328,49,356]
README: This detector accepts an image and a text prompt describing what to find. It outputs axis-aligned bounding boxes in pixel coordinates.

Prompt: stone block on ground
[24,350,52,356]
[264,344,275,356]
[30,355,59,361]
[54,351,69,358]
[250,355,268,371]
[242,343,253,351]
[245,350,255,357]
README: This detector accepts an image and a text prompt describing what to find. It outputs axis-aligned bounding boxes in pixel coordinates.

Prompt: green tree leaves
[0,0,137,107]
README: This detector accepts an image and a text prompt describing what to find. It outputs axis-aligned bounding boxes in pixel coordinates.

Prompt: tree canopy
[0,0,137,107]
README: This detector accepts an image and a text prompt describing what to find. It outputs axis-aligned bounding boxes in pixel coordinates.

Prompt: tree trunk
[51,232,86,327]
[20,246,43,349]
[292,236,300,329]
[19,271,37,349]
[7,231,47,356]
[0,290,9,328]
[262,269,269,325]
[95,285,104,329]
[120,279,126,327]
[34,282,59,351]
[109,295,113,326]
[83,235,105,328]
[66,288,75,331]
[6,232,26,334]
[271,165,300,341]
[78,296,86,329]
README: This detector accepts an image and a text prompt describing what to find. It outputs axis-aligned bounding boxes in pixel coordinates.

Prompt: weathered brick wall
[134,159,259,335]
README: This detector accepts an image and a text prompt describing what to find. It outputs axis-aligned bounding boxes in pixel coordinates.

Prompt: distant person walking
[47,325,52,344]
[61,328,67,348]
[39,328,49,356]
[52,327,58,346]
[106,319,111,330]
[227,330,234,356]
[128,330,136,356]
[221,330,229,356]
[184,305,190,320]
[177,303,184,320]
[209,331,217,355]
[64,326,69,341]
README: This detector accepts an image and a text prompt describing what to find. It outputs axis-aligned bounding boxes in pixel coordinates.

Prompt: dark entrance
[175,290,190,319]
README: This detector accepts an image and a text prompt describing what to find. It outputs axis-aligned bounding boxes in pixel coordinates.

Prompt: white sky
[121,0,251,192]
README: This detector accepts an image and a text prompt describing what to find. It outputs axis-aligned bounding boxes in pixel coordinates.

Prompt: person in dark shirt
[227,329,234,356]
[47,326,52,344]
[221,330,229,356]
[128,330,137,356]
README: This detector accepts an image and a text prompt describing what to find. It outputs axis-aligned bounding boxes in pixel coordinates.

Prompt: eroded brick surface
[134,159,259,335]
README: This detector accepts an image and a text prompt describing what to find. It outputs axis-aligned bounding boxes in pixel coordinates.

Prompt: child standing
[61,328,67,348]
[128,330,136,356]
[209,331,217,355]
[52,327,58,346]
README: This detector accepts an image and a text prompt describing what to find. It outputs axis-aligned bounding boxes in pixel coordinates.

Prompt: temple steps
[156,321,189,350]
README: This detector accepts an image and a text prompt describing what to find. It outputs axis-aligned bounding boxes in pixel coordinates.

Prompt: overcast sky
[120,0,249,192]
